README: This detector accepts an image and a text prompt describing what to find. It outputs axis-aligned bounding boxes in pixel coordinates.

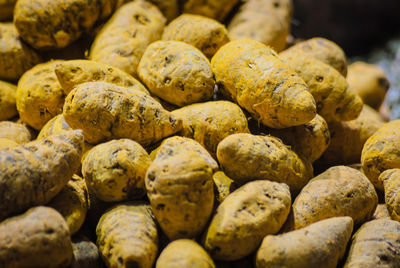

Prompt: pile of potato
[0,0,399,267]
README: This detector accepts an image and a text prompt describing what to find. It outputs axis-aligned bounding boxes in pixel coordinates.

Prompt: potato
[183,0,240,21]
[256,217,353,268]
[63,82,182,145]
[280,50,363,122]
[213,171,238,205]
[116,0,179,22]
[96,202,158,268]
[372,204,391,220]
[268,114,330,163]
[217,133,313,193]
[138,41,215,107]
[0,80,17,121]
[379,169,400,221]
[361,120,400,190]
[90,0,166,78]
[71,236,103,268]
[0,130,83,220]
[292,166,378,229]
[212,39,316,128]
[0,0,16,21]
[0,138,18,149]
[203,180,291,261]
[172,101,249,155]
[0,23,41,81]
[0,121,32,144]
[162,14,230,58]
[344,219,400,267]
[37,114,71,139]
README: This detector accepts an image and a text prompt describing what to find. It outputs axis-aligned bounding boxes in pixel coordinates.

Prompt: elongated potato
[379,169,400,221]
[183,0,240,21]
[256,217,353,268]
[96,202,158,268]
[203,180,291,261]
[372,204,391,220]
[292,166,378,229]
[213,171,238,205]
[71,236,103,268]
[212,39,316,128]
[0,80,17,121]
[0,0,16,21]
[63,82,182,145]
[217,133,313,193]
[0,121,32,144]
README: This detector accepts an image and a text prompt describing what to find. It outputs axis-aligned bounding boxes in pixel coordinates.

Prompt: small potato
[203,180,291,261]
[183,0,240,21]
[96,202,158,268]
[162,14,230,58]
[0,80,17,121]
[138,41,215,107]
[292,166,378,229]
[379,169,400,221]
[217,133,313,193]
[372,204,391,220]
[0,206,73,268]
[71,236,103,268]
[256,217,354,268]
[212,171,238,205]
[0,121,32,144]
[0,0,16,21]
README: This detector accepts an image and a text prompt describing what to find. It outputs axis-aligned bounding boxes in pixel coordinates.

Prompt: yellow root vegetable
[372,204,391,220]
[116,0,179,22]
[212,171,238,205]
[0,80,17,121]
[183,0,239,21]
[0,138,18,149]
[379,169,400,221]
[0,121,32,144]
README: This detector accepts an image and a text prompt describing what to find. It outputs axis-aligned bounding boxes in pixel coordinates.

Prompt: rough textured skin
[0,80,17,121]
[361,120,400,191]
[0,138,18,149]
[82,139,151,202]
[183,0,240,21]
[344,219,400,267]
[372,204,391,220]
[217,133,313,193]
[0,23,42,81]
[0,121,32,144]
[63,82,182,145]
[283,37,348,76]
[49,175,88,235]
[157,239,215,268]
[347,61,390,110]
[55,59,149,95]
[14,0,101,50]
[162,14,230,58]
[138,41,215,107]
[0,0,16,21]
[203,180,291,261]
[146,150,214,240]
[71,236,103,268]
[256,217,353,268]
[16,60,65,130]
[280,50,363,122]
[96,202,158,268]
[0,206,73,268]
[172,101,249,155]
[228,0,292,52]
[212,39,316,129]
[90,1,166,78]
[116,0,179,22]
[268,114,330,163]
[213,171,238,205]
[0,130,83,220]
[380,169,400,221]
[292,166,378,229]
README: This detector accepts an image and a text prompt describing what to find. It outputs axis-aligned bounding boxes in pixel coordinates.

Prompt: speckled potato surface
[203,180,291,261]
[138,41,215,107]
[0,0,16,21]
[212,171,237,205]
[0,206,73,268]
[63,82,182,145]
[380,169,400,221]
[0,23,42,81]
[0,130,83,220]
[292,166,378,230]
[0,80,17,121]
[172,101,249,155]
[96,202,158,268]
[0,121,32,144]
[162,14,229,58]
[90,0,166,78]
[217,133,313,193]
[212,39,316,129]
[256,217,353,268]
[183,0,240,21]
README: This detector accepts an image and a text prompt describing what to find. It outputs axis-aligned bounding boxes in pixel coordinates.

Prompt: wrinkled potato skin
[203,180,291,261]
[372,204,391,220]
[172,101,249,155]
[183,0,240,21]
[0,121,32,144]
[71,236,103,268]
[63,82,182,145]
[0,23,42,81]
[380,169,400,221]
[212,39,316,128]
[361,120,400,191]
[0,0,16,21]
[162,14,230,58]
[256,217,353,268]
[213,171,238,205]
[0,206,73,268]
[344,219,400,267]
[0,80,17,121]
[96,203,158,268]
[0,130,83,220]
[90,1,166,78]
[292,166,378,230]
[138,41,215,107]
[217,133,313,193]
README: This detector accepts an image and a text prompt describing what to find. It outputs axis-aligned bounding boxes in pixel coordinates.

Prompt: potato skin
[183,0,240,21]
[380,169,400,221]
[212,39,316,128]
[0,121,32,144]
[203,180,291,261]
[217,133,313,193]
[0,206,73,268]
[116,0,178,22]
[292,166,378,229]
[256,217,353,268]
[372,204,391,220]
[0,130,83,220]
[63,82,182,145]
[71,236,103,268]
[0,80,17,121]
[96,202,158,268]
[0,138,18,149]
[37,114,71,139]
[213,171,238,205]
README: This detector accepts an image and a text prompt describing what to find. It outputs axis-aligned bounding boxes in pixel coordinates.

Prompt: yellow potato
[0,80,17,121]
[0,121,32,144]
